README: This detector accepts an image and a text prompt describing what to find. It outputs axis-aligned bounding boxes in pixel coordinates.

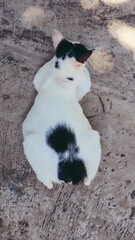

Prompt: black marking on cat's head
[56,39,92,63]
[67,77,73,81]
[55,61,60,69]
[58,157,87,185]
[74,44,93,63]
[46,124,76,154]
[56,39,73,59]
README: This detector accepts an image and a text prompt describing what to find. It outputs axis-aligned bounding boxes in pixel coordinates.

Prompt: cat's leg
[23,134,58,189]
[76,66,91,101]
[83,130,101,186]
[33,57,56,92]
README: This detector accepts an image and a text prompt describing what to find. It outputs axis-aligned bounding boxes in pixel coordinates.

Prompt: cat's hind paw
[37,175,53,189]
[84,177,91,186]
[46,182,53,189]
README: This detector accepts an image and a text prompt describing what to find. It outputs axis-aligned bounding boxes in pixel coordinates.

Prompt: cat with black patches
[22,30,101,189]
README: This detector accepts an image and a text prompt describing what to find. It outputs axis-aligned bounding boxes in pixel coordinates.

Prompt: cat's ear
[52,30,64,49]
[77,50,93,63]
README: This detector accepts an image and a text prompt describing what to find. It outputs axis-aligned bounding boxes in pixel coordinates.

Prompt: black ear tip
[83,49,93,61]
[88,49,94,56]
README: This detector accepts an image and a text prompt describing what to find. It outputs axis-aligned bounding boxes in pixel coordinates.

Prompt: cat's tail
[58,156,87,185]
[46,123,87,184]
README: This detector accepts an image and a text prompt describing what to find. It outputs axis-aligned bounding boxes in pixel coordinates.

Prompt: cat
[22,30,101,189]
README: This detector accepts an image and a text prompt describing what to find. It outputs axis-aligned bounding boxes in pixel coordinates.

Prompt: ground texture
[0,0,135,239]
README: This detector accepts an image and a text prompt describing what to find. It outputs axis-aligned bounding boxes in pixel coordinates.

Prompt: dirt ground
[0,0,135,239]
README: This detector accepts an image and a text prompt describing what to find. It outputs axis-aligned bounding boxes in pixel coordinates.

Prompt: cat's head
[52,30,93,80]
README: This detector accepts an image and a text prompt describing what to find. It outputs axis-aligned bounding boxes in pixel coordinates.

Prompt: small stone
[106,151,111,157]
[133,73,135,79]
[22,67,29,71]
[18,220,29,228]
[131,190,135,199]
[3,94,10,99]
[121,154,125,157]
[129,206,135,219]
[0,218,3,227]
[125,180,131,185]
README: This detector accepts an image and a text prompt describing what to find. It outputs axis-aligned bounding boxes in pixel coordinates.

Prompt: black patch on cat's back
[46,124,76,153]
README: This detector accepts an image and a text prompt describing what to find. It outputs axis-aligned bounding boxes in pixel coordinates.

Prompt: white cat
[22,30,101,189]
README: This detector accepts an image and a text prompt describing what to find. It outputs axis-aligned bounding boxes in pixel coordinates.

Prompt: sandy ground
[0,0,135,239]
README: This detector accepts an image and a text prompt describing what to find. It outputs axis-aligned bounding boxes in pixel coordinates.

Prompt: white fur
[33,56,91,101]
[22,32,101,189]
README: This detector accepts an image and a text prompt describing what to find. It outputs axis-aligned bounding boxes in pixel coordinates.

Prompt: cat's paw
[84,177,91,186]
[47,182,53,189]
[37,175,53,189]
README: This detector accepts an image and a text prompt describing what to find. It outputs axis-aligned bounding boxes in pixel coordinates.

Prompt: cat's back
[23,83,90,138]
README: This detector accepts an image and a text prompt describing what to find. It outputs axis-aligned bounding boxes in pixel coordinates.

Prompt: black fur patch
[74,44,93,63]
[67,77,73,81]
[56,39,73,59]
[55,61,60,69]
[58,158,87,185]
[56,39,92,63]
[46,124,76,153]
[46,124,87,184]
